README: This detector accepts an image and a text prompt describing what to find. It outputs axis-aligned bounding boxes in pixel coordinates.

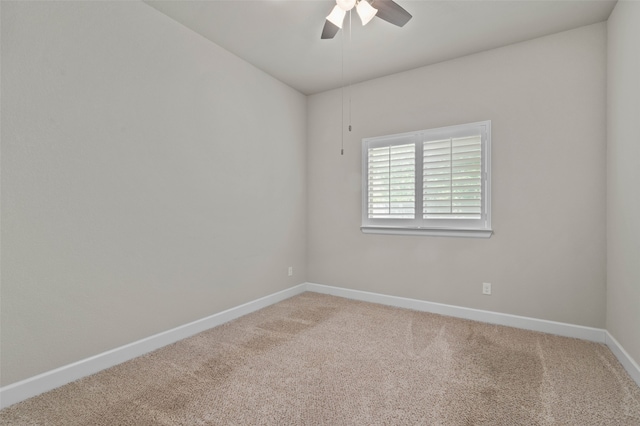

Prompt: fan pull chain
[348,9,353,134]
[340,10,354,156]
[341,18,345,156]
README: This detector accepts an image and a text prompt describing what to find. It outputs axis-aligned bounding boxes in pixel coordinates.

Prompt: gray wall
[1,1,307,386]
[607,1,640,366]
[307,23,607,328]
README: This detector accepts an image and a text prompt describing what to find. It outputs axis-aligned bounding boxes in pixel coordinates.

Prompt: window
[362,121,492,237]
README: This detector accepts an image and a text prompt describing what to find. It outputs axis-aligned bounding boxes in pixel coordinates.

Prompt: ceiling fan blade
[371,0,412,27]
[321,19,341,39]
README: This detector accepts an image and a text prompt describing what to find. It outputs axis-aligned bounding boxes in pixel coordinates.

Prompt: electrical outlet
[482,282,492,295]
[288,266,293,277]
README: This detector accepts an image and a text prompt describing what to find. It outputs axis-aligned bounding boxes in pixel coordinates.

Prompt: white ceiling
[145,0,616,95]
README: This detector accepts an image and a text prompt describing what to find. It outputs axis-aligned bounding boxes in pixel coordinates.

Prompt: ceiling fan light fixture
[356,0,378,26]
[336,0,357,11]
[327,5,347,28]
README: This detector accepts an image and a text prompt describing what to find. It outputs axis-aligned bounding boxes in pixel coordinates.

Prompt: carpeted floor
[1,292,639,425]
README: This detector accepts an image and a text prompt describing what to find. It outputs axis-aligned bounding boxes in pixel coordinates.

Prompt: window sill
[361,226,493,238]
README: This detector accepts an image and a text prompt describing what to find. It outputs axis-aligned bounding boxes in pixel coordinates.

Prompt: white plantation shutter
[367,143,415,219]
[423,135,482,220]
[362,121,491,237]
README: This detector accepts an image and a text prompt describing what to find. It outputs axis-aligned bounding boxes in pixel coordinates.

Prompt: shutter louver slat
[368,143,415,219]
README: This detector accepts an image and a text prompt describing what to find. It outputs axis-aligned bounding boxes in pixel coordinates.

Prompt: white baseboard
[0,283,307,409]
[305,283,607,343]
[3,282,638,410]
[605,331,640,388]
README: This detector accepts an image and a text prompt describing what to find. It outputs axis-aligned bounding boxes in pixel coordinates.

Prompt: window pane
[368,144,415,219]
[423,135,482,219]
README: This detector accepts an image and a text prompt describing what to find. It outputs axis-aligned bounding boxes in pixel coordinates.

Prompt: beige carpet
[1,292,639,425]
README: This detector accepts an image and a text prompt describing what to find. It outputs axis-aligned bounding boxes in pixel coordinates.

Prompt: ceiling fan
[321,0,412,39]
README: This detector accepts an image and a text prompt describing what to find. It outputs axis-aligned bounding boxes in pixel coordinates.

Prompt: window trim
[361,121,492,238]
